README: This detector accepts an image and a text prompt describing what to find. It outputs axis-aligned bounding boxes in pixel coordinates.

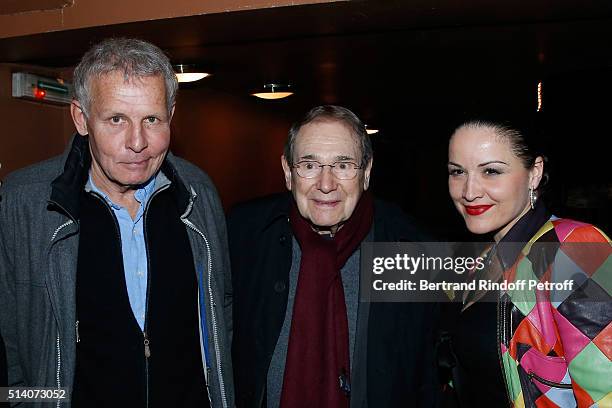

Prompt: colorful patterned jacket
[496,206,611,408]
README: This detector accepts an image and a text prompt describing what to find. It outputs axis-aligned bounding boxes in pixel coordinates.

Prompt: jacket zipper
[196,285,214,406]
[496,297,513,407]
[528,371,572,389]
[49,213,75,408]
[490,240,511,407]
[140,184,169,408]
[51,220,74,242]
[90,191,156,407]
[55,334,62,408]
[144,329,151,408]
[181,195,228,408]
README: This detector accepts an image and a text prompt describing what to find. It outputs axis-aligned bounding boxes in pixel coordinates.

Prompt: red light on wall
[33,87,46,100]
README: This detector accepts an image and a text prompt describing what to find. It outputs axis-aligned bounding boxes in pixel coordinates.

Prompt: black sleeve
[0,330,8,408]
[419,302,441,408]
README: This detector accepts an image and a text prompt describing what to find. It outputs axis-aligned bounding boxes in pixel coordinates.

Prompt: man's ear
[281,155,292,191]
[70,100,88,136]
[363,159,373,190]
[169,105,175,123]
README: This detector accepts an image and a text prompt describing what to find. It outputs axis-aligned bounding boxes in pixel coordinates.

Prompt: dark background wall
[0,1,610,240]
[1,66,610,240]
[170,87,290,207]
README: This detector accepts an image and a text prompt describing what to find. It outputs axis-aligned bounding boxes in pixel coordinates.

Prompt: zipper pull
[143,332,151,358]
[75,320,80,343]
[204,366,211,385]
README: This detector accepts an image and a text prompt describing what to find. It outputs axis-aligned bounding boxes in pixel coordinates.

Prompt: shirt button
[274,281,287,293]
[137,271,144,277]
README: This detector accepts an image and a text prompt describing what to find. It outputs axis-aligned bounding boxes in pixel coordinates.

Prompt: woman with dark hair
[444,118,611,407]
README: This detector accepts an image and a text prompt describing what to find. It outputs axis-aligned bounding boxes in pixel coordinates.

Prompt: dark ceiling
[2,0,612,122]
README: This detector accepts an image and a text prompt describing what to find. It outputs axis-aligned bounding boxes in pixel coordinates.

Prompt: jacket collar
[49,135,91,221]
[50,134,192,220]
[159,156,192,216]
[496,200,551,270]
[262,192,293,231]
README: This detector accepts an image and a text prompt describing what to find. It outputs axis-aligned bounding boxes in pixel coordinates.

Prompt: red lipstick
[465,205,493,215]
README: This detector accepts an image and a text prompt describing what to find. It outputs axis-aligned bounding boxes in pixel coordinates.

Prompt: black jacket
[229,192,437,407]
[1,331,7,408]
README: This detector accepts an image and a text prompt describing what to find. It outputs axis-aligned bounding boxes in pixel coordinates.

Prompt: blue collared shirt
[86,174,158,331]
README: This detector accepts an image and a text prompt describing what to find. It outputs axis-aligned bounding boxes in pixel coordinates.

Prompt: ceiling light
[365,125,379,135]
[537,81,543,112]
[173,64,210,83]
[252,83,293,100]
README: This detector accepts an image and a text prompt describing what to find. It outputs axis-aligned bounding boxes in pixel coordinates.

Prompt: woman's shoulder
[541,216,611,243]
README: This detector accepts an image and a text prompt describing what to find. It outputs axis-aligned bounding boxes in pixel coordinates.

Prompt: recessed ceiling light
[173,64,210,83]
[365,126,379,135]
[252,83,293,100]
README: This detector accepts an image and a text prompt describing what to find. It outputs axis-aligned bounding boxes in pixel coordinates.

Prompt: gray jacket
[0,136,234,407]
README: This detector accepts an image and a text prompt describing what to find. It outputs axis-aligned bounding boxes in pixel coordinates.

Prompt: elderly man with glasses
[229,105,437,408]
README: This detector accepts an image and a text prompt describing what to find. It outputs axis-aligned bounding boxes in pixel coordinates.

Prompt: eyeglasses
[291,160,363,180]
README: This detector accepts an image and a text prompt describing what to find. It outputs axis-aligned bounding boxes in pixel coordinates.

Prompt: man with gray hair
[0,38,233,407]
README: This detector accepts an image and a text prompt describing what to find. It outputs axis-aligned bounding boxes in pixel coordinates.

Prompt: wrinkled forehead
[89,70,164,89]
[294,119,361,161]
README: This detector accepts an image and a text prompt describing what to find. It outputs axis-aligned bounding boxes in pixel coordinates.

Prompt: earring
[529,188,536,210]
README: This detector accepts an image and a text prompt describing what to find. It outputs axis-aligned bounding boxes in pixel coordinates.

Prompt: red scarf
[280,192,374,407]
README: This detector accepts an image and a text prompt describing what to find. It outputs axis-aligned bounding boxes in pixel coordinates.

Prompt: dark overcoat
[229,192,438,407]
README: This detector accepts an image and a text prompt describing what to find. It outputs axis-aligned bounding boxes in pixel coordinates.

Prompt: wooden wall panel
[0,0,71,15]
[0,0,340,39]
[0,64,72,181]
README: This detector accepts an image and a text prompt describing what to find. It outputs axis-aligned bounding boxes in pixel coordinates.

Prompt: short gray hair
[284,105,373,166]
[73,38,178,116]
